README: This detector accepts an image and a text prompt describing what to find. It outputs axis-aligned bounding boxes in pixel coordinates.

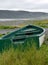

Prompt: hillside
[0,10,48,19]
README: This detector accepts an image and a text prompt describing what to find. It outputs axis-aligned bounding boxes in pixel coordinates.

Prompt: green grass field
[0,26,19,29]
[0,44,48,65]
[0,20,48,65]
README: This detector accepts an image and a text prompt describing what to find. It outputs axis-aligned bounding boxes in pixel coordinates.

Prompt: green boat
[0,25,45,51]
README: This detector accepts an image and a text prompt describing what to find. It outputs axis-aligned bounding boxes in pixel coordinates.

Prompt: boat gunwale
[1,25,45,39]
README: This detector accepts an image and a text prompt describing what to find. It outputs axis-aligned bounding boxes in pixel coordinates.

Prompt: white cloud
[0,0,48,12]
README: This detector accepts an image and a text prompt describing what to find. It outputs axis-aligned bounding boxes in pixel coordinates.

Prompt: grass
[32,20,48,28]
[19,20,48,28]
[0,43,48,65]
[0,20,48,28]
[0,26,19,29]
[0,34,3,37]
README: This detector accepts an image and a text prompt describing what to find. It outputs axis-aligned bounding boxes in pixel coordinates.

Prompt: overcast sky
[0,0,48,12]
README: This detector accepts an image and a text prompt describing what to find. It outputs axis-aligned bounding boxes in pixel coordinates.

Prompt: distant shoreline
[0,18,48,22]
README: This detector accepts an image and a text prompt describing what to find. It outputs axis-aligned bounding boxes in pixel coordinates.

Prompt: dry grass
[19,20,48,28]
[0,44,48,65]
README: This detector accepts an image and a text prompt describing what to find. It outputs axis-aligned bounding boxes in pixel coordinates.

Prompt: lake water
[0,18,48,22]
[0,19,29,21]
